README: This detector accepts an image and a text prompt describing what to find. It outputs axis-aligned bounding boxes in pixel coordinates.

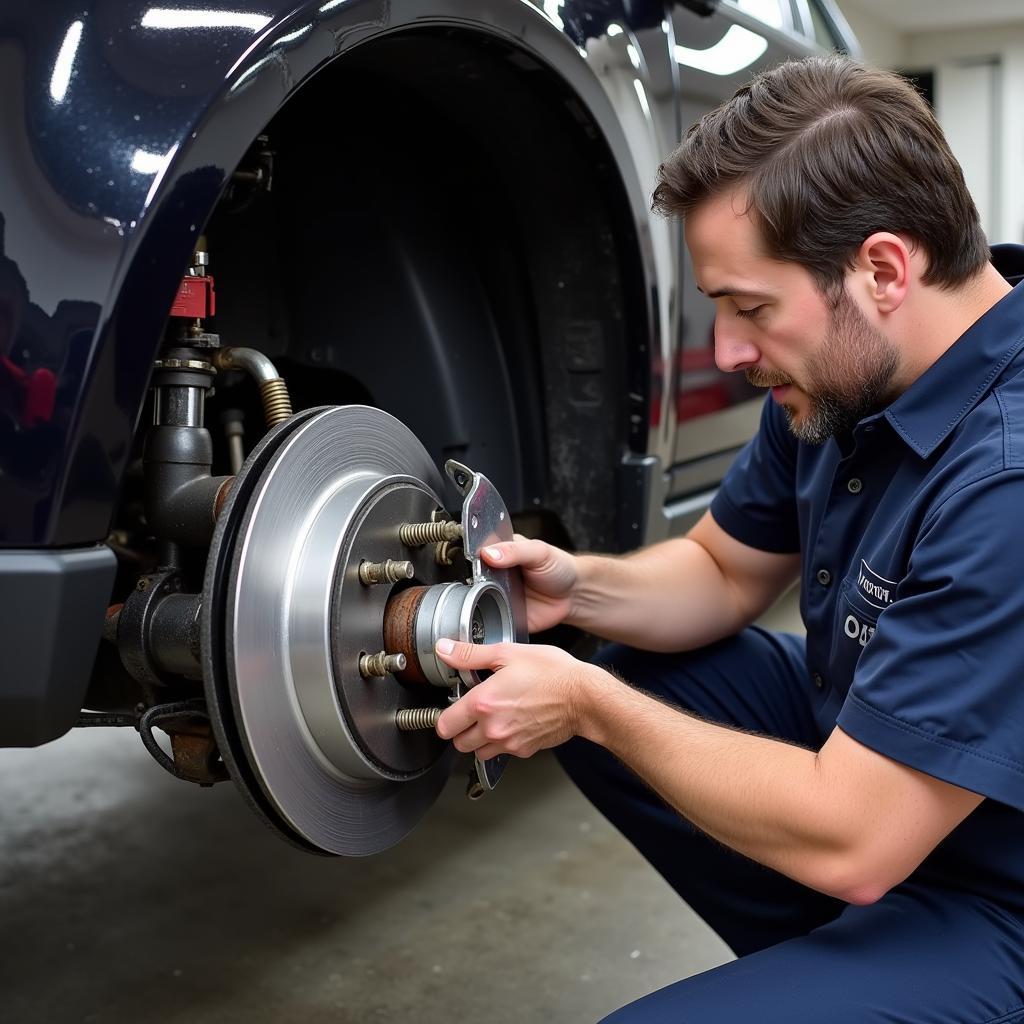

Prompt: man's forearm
[567,538,755,652]
[577,667,872,902]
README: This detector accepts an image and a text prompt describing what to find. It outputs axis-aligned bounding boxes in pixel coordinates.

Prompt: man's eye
[735,304,766,320]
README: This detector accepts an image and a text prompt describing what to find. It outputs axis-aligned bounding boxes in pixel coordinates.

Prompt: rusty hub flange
[383,586,431,685]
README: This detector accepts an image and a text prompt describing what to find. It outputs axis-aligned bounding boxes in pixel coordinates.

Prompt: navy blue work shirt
[710,244,1024,908]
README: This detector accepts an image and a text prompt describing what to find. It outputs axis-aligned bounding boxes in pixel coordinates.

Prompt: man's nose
[714,323,760,374]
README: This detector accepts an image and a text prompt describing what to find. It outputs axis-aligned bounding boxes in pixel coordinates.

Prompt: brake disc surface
[202,405,456,856]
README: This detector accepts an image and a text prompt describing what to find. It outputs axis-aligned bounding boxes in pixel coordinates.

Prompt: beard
[746,290,900,445]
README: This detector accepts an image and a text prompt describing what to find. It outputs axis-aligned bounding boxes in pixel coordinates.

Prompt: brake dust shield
[201,406,461,856]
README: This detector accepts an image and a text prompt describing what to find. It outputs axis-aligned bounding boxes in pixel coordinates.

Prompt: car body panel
[0,0,663,548]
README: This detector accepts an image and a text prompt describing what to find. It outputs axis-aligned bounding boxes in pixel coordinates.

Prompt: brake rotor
[201,405,458,856]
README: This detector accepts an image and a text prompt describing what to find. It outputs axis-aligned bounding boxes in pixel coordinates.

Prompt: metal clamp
[444,459,529,797]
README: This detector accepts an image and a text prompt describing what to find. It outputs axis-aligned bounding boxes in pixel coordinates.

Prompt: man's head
[655,56,990,442]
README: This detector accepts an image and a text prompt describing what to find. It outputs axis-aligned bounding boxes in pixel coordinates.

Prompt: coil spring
[395,707,443,731]
[398,520,463,546]
[259,377,293,428]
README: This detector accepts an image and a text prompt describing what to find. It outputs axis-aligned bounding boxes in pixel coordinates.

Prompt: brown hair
[653,55,989,296]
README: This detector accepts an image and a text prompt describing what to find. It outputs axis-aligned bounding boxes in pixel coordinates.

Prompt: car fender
[0,0,661,546]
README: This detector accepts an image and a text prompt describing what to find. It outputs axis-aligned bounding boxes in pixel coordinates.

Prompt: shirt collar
[881,245,1024,458]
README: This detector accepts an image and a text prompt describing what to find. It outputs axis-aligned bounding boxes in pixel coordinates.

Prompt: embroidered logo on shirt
[857,560,896,609]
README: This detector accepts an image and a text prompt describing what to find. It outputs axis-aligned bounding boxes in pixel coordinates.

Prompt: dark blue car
[0,0,855,854]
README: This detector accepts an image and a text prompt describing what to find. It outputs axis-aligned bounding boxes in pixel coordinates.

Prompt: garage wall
[839,3,1024,245]
[837,1,907,69]
[904,25,1024,244]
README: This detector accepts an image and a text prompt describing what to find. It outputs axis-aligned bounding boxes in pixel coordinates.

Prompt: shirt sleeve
[837,470,1024,812]
[710,396,801,554]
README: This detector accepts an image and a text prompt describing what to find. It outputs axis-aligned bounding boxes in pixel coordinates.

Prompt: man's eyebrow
[697,285,770,300]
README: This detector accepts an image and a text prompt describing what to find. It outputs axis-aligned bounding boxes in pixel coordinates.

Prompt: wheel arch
[62,1,658,550]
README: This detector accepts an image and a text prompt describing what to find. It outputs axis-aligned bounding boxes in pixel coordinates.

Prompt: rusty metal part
[382,586,430,684]
[398,520,463,546]
[358,651,408,678]
[213,476,234,520]
[396,707,443,731]
[137,700,228,786]
[358,559,415,586]
[169,729,226,787]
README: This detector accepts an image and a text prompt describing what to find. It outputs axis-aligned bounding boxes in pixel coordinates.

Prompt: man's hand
[433,638,601,761]
[479,536,577,634]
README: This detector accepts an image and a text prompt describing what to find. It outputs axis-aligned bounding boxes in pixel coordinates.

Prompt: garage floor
[0,592,800,1024]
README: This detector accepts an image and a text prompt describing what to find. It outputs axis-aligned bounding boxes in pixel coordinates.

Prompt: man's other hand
[433,638,604,761]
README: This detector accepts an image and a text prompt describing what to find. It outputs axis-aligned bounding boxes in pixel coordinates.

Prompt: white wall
[905,24,1024,243]
[838,4,1024,244]
[838,0,907,68]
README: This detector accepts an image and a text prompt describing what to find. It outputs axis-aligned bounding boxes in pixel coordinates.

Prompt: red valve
[170,274,216,320]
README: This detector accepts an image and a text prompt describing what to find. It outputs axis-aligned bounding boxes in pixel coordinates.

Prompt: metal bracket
[445,460,530,795]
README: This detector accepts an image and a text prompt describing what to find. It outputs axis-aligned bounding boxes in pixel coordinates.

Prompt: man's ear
[853,233,912,314]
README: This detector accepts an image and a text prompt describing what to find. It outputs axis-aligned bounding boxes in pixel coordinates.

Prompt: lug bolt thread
[259,378,293,428]
[396,707,443,731]
[359,651,407,678]
[358,559,415,586]
[399,520,463,546]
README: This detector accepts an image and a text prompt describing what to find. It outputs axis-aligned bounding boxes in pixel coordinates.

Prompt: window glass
[806,0,841,49]
[724,0,790,31]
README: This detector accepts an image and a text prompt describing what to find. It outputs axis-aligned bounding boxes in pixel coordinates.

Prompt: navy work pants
[556,628,1024,1023]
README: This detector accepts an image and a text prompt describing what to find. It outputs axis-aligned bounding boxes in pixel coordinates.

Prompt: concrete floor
[0,591,800,1024]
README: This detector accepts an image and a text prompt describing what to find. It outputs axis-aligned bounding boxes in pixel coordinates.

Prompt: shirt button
[847,478,863,494]
[816,568,832,586]
[813,672,824,689]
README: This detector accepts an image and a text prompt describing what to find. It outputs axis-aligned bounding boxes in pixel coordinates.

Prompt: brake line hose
[213,347,293,428]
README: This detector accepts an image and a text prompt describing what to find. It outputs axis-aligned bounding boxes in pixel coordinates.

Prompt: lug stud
[399,520,463,546]
[359,651,407,678]
[358,559,415,586]
[396,707,443,731]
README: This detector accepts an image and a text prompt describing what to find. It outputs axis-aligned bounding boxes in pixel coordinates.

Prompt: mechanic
[432,55,1024,1021]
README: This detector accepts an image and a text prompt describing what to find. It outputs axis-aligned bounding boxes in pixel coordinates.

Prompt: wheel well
[204,27,648,552]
